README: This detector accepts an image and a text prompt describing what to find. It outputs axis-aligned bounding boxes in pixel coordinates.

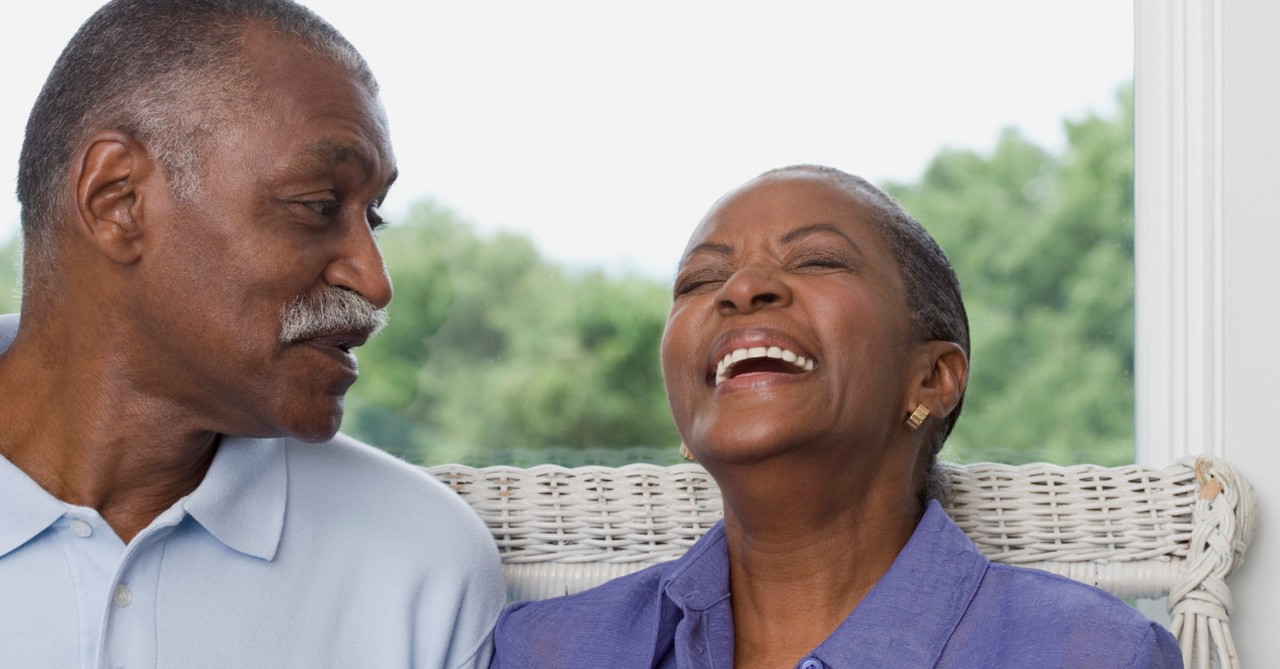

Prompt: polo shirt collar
[662,521,732,612]
[0,316,286,561]
[0,436,288,562]
[183,435,288,561]
[808,499,988,667]
[659,521,735,666]
[0,452,69,558]
[0,315,50,558]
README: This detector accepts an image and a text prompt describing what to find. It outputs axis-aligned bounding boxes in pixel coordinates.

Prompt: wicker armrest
[427,456,1256,669]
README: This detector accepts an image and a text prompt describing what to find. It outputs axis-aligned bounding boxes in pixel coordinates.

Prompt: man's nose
[322,224,393,310]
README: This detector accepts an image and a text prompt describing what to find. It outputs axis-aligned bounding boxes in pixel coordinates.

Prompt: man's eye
[368,202,389,230]
[301,200,341,217]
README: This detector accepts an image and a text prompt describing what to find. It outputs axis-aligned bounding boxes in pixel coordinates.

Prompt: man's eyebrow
[300,139,368,172]
[382,168,399,195]
[297,139,395,189]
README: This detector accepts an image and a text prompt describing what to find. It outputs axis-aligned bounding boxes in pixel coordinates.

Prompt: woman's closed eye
[674,268,730,297]
[789,251,853,272]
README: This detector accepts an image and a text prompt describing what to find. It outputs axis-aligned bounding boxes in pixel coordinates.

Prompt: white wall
[1135,0,1278,665]
[1219,1,1280,664]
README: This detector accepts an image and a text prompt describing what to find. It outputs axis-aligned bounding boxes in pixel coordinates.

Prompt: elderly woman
[491,165,1180,668]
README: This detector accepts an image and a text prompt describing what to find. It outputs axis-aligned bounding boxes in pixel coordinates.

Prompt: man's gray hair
[761,165,971,501]
[16,0,377,274]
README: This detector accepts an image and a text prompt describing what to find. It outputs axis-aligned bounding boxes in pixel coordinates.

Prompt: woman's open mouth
[714,346,815,386]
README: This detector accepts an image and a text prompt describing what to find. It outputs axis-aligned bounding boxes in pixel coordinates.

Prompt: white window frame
[1134,0,1224,465]
[1134,0,1279,661]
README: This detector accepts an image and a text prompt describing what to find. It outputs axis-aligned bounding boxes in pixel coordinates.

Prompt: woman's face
[661,173,919,465]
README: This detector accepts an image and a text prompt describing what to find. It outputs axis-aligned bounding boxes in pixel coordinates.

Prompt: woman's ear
[905,340,969,422]
[72,131,154,265]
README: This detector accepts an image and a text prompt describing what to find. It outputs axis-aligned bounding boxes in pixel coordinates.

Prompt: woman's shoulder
[492,563,675,667]
[950,562,1181,666]
[978,562,1153,625]
[506,561,672,619]
[493,522,730,667]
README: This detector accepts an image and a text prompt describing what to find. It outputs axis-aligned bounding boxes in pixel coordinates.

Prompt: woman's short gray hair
[761,164,971,499]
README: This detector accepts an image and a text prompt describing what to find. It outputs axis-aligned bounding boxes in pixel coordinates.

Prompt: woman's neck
[712,454,924,668]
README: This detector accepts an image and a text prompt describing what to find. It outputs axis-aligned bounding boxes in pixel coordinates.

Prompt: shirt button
[70,520,93,538]
[113,585,133,608]
[799,660,822,669]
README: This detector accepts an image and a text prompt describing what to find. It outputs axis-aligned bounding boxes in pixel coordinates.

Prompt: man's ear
[72,131,155,265]
[905,340,969,422]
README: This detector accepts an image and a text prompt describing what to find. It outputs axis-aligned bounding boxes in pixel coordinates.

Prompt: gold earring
[904,404,930,431]
[678,441,695,461]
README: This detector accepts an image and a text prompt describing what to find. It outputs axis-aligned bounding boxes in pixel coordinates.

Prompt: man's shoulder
[0,313,16,350]
[273,433,494,546]
[280,431,437,492]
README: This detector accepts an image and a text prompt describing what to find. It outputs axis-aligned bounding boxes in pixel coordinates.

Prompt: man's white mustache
[279,286,388,344]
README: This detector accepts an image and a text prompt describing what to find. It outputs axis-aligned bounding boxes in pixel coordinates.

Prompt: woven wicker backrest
[427,456,1255,669]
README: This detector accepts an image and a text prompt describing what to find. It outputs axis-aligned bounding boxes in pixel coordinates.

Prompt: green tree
[887,85,1135,465]
[0,87,1137,469]
[343,201,680,465]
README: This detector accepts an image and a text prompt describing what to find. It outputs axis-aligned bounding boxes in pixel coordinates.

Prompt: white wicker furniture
[427,456,1256,669]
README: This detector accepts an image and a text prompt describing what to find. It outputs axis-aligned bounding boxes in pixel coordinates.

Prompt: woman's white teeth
[714,346,815,386]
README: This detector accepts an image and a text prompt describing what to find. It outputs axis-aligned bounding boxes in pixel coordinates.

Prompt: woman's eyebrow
[679,241,734,266]
[780,222,860,250]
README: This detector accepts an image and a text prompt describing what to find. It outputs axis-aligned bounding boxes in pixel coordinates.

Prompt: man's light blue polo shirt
[0,318,506,668]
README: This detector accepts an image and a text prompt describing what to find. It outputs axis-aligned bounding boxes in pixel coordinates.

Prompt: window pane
[0,1,1134,467]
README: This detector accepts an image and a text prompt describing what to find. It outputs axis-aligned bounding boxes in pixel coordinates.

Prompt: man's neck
[0,324,221,543]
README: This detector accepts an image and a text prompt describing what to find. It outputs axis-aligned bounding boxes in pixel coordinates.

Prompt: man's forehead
[227,31,395,186]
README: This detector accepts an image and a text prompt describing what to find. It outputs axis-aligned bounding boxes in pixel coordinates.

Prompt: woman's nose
[715,264,792,316]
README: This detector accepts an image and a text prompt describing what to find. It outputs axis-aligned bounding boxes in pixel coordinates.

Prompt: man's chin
[290,421,344,443]
[275,406,345,443]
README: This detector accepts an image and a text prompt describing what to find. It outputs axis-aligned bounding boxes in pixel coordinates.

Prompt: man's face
[133,29,397,442]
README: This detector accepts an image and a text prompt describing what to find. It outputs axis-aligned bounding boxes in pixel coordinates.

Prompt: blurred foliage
[886,84,1135,465]
[0,85,1136,467]
[344,201,681,465]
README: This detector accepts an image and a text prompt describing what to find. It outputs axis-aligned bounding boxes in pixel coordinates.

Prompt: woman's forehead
[687,173,880,248]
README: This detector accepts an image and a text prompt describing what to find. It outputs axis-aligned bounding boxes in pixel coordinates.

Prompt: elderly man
[0,1,504,667]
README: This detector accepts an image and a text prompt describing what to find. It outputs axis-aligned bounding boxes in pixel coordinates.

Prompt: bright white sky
[1,1,1132,280]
